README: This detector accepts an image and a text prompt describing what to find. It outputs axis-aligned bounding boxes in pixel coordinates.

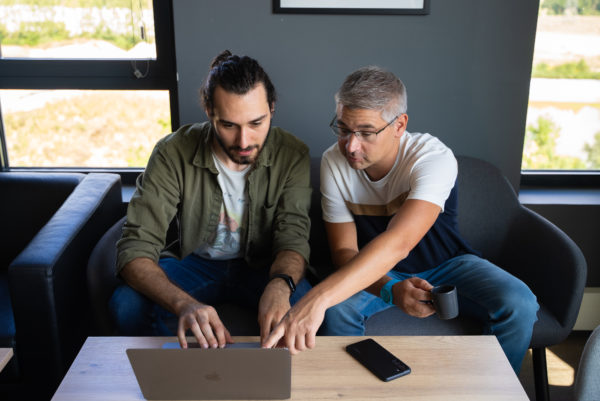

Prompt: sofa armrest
[0,172,85,270]
[499,206,587,332]
[7,173,122,396]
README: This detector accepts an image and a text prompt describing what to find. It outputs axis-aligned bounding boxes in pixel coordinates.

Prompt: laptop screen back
[126,348,291,400]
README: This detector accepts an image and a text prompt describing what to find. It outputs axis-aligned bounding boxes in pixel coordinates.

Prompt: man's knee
[498,281,539,328]
[319,296,368,336]
[323,301,356,322]
[109,284,154,334]
[514,288,539,325]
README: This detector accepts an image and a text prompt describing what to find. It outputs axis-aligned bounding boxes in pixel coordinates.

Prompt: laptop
[126,345,291,400]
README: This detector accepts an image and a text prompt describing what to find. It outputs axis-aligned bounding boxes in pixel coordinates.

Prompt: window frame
[520,171,600,188]
[0,0,178,178]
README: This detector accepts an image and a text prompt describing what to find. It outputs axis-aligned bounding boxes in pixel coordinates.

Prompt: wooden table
[52,336,528,401]
[0,348,13,372]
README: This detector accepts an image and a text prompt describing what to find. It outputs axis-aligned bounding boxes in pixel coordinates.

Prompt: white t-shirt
[194,154,250,260]
[321,131,458,224]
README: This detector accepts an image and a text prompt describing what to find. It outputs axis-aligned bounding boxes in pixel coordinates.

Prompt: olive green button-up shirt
[116,122,311,273]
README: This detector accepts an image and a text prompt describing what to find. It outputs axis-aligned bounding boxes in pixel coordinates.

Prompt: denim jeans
[319,254,539,373]
[109,253,312,336]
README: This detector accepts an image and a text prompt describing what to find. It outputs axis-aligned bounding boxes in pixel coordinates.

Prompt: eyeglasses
[329,115,398,143]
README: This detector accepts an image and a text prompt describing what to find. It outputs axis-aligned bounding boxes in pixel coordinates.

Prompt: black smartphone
[345,338,411,382]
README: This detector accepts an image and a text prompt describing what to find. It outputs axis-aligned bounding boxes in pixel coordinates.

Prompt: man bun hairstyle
[335,66,407,122]
[201,50,277,116]
[209,49,233,69]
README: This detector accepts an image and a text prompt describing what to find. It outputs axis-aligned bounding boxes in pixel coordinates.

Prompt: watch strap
[269,273,296,294]
[380,279,401,305]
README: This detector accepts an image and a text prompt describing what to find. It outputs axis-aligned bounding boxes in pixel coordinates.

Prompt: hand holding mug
[422,285,459,320]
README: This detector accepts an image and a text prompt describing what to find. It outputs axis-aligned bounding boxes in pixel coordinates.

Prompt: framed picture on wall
[273,0,429,15]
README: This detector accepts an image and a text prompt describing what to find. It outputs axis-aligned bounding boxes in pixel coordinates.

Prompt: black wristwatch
[269,273,296,295]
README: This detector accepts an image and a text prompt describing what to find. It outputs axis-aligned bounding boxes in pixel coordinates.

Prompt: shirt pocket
[259,203,277,228]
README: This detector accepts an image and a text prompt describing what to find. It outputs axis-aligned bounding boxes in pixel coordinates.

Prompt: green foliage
[541,0,600,14]
[532,60,600,79]
[82,25,138,50]
[0,0,153,50]
[522,116,587,169]
[157,117,170,132]
[584,132,600,168]
[577,0,600,14]
[1,21,142,50]
[2,21,69,47]
[0,23,7,43]
[126,145,148,167]
[542,0,567,14]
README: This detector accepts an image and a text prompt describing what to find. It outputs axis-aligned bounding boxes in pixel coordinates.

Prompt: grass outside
[0,20,144,51]
[533,60,600,79]
[4,91,170,168]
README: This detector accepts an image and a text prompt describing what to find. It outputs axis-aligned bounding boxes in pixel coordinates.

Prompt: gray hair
[334,66,407,121]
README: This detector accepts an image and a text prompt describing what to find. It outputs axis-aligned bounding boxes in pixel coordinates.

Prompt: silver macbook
[126,345,291,400]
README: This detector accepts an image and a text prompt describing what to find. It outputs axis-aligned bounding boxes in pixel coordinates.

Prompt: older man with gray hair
[264,66,539,374]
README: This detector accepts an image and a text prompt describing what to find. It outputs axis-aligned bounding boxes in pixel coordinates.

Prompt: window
[0,89,170,167]
[0,0,178,174]
[522,0,600,185]
[0,0,157,59]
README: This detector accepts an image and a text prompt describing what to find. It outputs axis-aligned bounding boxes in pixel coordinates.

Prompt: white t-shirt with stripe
[321,131,458,224]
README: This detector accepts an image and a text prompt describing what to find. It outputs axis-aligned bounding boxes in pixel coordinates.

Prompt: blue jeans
[319,254,539,373]
[109,253,312,336]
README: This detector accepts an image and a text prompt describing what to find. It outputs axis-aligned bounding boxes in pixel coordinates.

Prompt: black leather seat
[0,172,123,401]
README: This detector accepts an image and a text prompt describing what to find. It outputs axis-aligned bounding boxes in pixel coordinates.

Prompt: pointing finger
[262,324,285,349]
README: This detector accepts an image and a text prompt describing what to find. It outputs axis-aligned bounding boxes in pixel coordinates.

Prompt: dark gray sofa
[0,172,123,401]
[87,156,586,401]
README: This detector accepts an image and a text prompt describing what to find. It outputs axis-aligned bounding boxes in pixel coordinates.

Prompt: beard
[213,124,269,165]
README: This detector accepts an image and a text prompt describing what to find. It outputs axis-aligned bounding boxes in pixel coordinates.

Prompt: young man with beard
[111,50,312,349]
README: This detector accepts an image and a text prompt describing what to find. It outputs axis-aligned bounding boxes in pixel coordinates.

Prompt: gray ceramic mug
[429,285,459,320]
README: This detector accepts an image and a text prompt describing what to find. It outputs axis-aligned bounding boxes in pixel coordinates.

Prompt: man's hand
[261,290,326,354]
[258,279,293,345]
[120,258,233,349]
[176,300,233,349]
[392,277,435,317]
